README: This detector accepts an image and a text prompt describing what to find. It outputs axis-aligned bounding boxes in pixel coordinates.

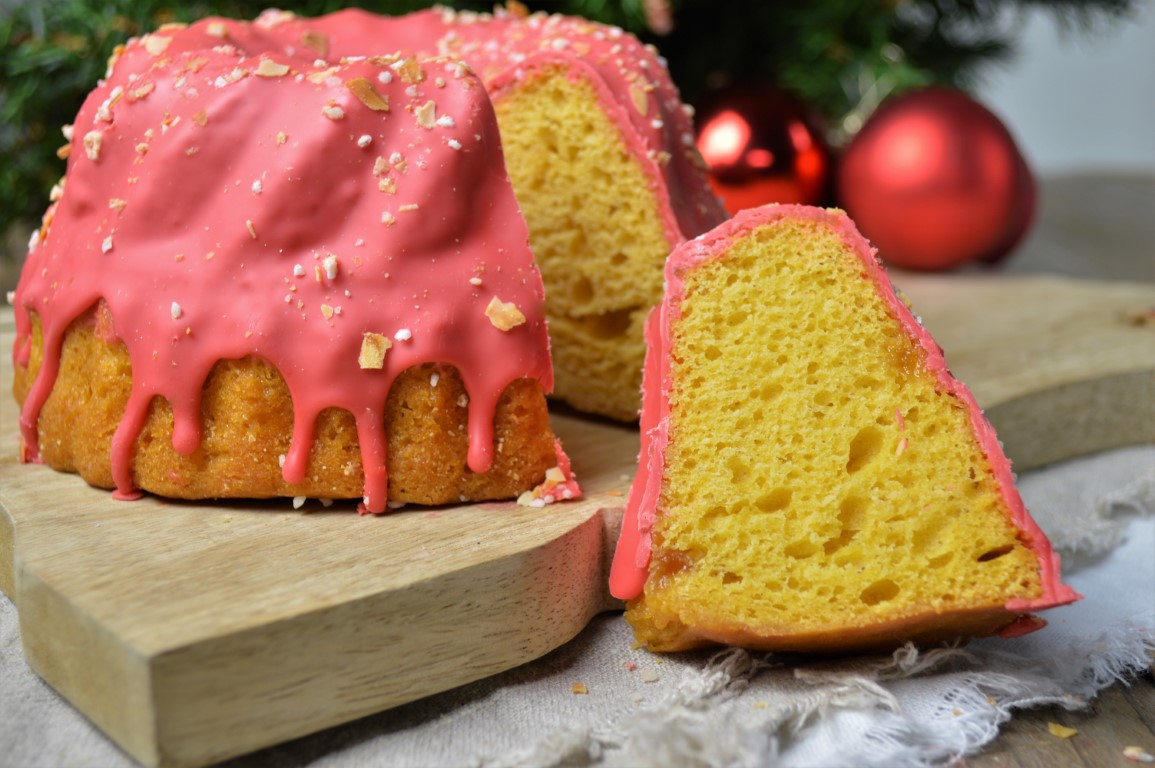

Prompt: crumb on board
[571,682,588,695]
[1047,722,1078,739]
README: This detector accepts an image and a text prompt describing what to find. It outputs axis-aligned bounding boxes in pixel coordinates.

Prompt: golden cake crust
[15,304,558,506]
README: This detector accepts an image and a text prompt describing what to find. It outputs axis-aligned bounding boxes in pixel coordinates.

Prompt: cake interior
[636,216,1043,649]
[493,66,670,421]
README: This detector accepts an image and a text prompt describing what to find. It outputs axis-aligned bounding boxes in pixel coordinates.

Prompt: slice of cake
[610,204,1079,652]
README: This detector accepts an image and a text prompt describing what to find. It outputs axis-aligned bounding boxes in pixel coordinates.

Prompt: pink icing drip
[609,204,1080,620]
[13,27,553,513]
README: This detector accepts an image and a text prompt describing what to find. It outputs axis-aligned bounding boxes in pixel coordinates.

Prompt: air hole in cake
[813,389,834,407]
[784,539,820,559]
[726,455,751,484]
[860,579,901,605]
[846,426,884,473]
[759,382,783,401]
[928,552,954,569]
[703,345,722,361]
[572,275,595,304]
[726,309,748,327]
[721,571,742,585]
[823,529,856,555]
[912,518,947,554]
[578,307,635,340]
[610,253,627,266]
[754,487,792,513]
[838,495,868,528]
[977,544,1015,562]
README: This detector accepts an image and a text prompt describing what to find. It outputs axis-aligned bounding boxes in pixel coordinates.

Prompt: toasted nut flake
[109,198,127,212]
[398,203,419,213]
[246,219,257,239]
[144,35,172,56]
[255,58,291,77]
[392,57,425,84]
[378,177,396,194]
[485,296,526,331]
[359,332,391,369]
[320,304,334,320]
[206,21,228,37]
[276,131,288,145]
[83,131,103,161]
[372,156,390,176]
[306,66,337,84]
[321,103,345,120]
[192,109,208,126]
[322,254,339,280]
[414,100,437,129]
[1123,746,1155,763]
[300,29,328,57]
[57,144,71,159]
[127,81,155,102]
[630,83,649,115]
[346,77,390,111]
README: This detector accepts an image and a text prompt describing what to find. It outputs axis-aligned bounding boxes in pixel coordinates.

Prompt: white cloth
[2,446,1152,768]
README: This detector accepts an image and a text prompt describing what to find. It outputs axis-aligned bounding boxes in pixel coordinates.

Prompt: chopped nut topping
[251,180,262,194]
[414,100,437,129]
[170,302,183,320]
[109,198,127,213]
[447,138,462,150]
[381,211,396,226]
[56,144,71,159]
[630,83,649,115]
[300,29,329,57]
[246,219,257,239]
[469,276,483,287]
[322,254,339,280]
[255,58,291,78]
[346,77,390,111]
[391,56,425,84]
[398,203,419,213]
[83,131,103,161]
[144,35,172,56]
[101,235,114,254]
[485,296,526,331]
[321,103,345,121]
[276,131,288,145]
[306,67,338,84]
[192,109,208,126]
[394,328,412,341]
[357,134,372,148]
[358,332,391,369]
[320,304,334,320]
[378,177,396,194]
[127,81,155,102]
[205,21,228,38]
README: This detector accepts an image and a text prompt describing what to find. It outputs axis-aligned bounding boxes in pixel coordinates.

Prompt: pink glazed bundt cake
[11,20,581,513]
[610,205,1079,652]
[281,5,727,420]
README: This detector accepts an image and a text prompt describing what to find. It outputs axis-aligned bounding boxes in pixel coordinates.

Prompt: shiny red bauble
[837,87,1035,271]
[695,86,831,215]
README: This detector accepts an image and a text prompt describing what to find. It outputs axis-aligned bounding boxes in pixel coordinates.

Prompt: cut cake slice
[610,204,1079,653]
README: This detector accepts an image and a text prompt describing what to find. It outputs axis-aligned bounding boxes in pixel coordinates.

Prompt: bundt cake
[609,204,1079,652]
[267,5,727,420]
[11,23,580,514]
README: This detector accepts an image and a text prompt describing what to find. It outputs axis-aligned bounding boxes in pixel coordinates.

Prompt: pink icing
[609,204,1079,622]
[13,26,557,513]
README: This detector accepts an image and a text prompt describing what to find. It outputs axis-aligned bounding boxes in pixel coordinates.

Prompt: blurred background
[2,0,1152,292]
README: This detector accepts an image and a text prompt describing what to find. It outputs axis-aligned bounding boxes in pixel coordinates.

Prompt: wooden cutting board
[1,273,1153,768]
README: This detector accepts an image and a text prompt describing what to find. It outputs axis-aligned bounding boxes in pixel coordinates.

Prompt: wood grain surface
[2,271,1153,767]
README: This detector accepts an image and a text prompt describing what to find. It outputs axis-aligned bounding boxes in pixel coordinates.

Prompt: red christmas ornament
[837,87,1035,271]
[695,86,831,215]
